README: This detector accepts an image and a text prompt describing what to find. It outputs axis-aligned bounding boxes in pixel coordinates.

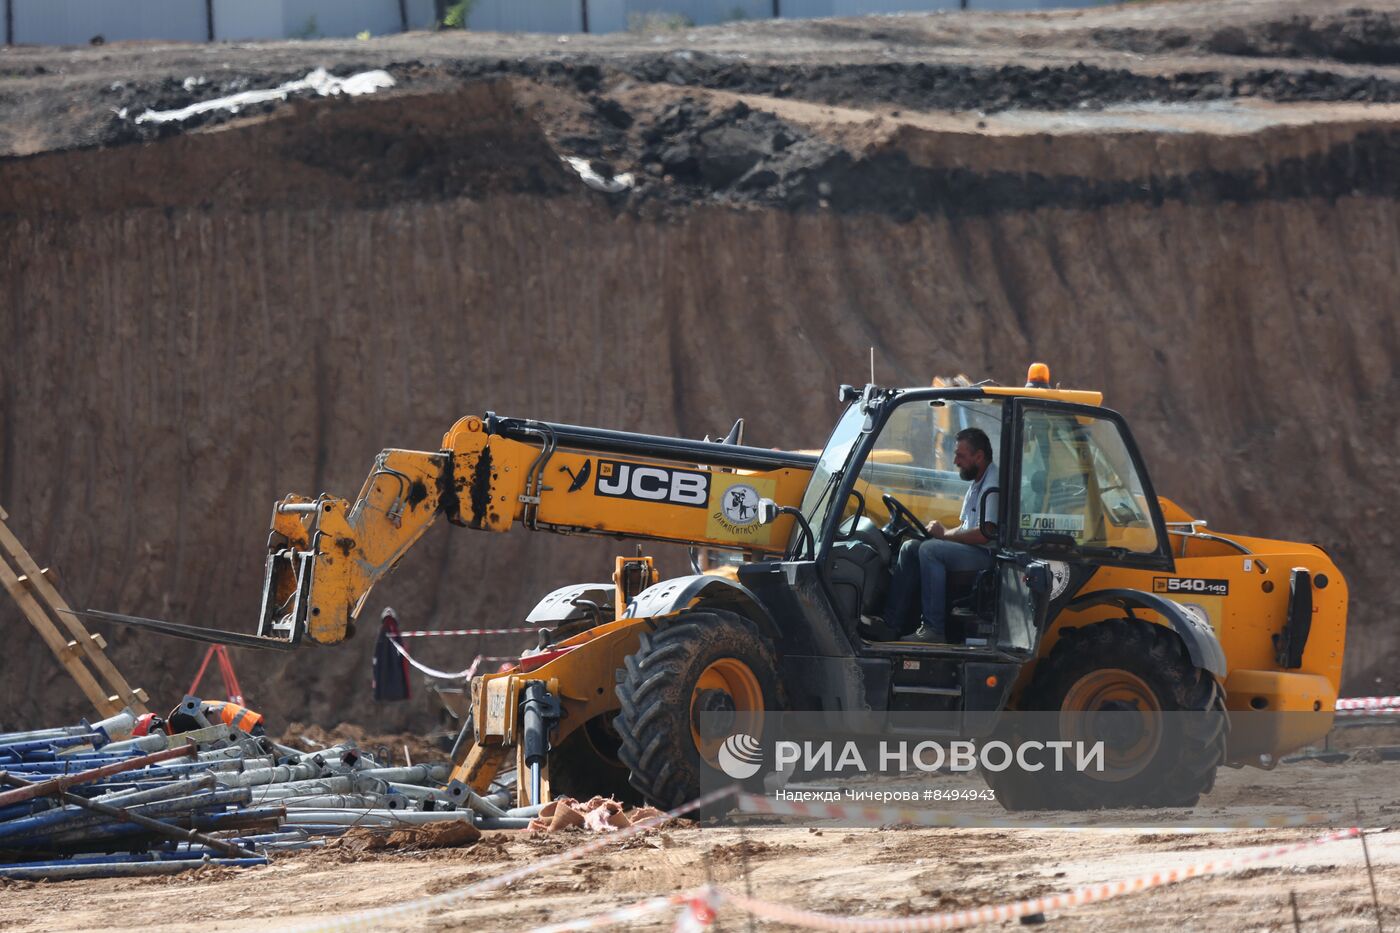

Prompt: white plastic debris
[561,156,635,194]
[134,68,395,125]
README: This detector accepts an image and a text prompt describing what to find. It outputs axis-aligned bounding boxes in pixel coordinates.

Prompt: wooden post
[0,508,148,716]
[5,0,14,46]
[772,0,780,18]
[397,0,409,32]
[580,0,589,33]
[205,0,214,41]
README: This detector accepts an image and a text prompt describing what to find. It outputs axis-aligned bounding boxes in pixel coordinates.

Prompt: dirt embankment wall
[1,81,1394,730]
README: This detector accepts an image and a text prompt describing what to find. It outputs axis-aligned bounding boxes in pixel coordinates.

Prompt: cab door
[1006,399,1175,572]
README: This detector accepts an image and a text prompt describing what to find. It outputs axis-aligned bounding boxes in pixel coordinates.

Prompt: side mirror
[757,498,780,525]
[838,384,861,403]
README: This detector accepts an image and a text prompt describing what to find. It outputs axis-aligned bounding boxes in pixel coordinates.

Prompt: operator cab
[749,365,1177,716]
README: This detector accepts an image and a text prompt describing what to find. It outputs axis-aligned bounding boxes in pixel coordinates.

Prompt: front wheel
[985,619,1227,810]
[548,713,641,805]
[615,609,780,811]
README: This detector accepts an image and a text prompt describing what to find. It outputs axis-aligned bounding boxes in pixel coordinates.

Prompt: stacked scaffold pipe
[0,698,528,881]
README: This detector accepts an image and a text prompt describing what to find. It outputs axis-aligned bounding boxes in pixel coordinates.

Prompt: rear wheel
[985,619,1227,810]
[615,609,780,811]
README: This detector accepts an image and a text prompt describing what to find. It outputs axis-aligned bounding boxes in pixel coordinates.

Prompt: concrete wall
[468,0,583,35]
[8,0,437,45]
[469,0,1096,34]
[13,0,208,44]
[7,0,1106,46]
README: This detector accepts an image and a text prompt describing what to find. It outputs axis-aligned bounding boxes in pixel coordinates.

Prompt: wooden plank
[0,517,148,713]
[0,552,117,715]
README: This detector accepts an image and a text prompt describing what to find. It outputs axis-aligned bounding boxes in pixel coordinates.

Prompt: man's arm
[925,520,990,546]
[926,484,997,545]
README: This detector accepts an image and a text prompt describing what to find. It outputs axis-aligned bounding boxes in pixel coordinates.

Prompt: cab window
[1015,409,1161,555]
[853,399,1002,526]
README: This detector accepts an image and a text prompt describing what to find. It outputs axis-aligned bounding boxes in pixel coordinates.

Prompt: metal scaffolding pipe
[0,773,254,859]
[358,764,450,784]
[191,806,285,830]
[0,856,267,880]
[223,762,324,787]
[0,734,104,758]
[0,775,216,840]
[281,809,476,828]
[278,794,396,810]
[89,708,139,742]
[30,787,255,846]
[475,816,534,830]
[102,724,231,755]
[383,782,456,804]
[0,745,197,808]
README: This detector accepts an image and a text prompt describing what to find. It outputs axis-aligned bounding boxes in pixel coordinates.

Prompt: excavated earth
[2,0,1399,738]
[4,2,1400,929]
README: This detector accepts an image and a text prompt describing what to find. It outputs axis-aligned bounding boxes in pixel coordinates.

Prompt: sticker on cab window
[1020,513,1086,540]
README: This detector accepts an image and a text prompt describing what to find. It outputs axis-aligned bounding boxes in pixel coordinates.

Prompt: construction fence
[5,0,1102,45]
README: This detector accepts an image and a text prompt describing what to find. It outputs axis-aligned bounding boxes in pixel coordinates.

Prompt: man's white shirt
[959,464,1000,534]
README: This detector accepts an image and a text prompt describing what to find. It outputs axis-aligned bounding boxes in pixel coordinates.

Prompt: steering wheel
[882,494,928,541]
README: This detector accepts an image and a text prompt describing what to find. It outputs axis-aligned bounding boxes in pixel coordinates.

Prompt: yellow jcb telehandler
[88,365,1347,811]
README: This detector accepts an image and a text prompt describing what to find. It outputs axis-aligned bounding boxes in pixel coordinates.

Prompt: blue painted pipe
[84,762,226,781]
[2,849,227,868]
[191,806,284,829]
[6,788,253,847]
[5,756,133,770]
[0,856,268,880]
[0,799,56,822]
[2,758,136,775]
[0,734,105,758]
[0,777,217,840]
[14,751,140,765]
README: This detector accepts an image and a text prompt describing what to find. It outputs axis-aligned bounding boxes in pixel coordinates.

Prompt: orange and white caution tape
[736,793,1338,831]
[288,786,736,933]
[715,827,1362,931]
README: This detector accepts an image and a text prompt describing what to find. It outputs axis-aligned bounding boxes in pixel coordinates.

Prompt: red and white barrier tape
[1337,695,1400,715]
[398,627,538,637]
[673,888,719,932]
[736,793,1338,831]
[388,643,518,681]
[716,827,1361,931]
[290,786,737,932]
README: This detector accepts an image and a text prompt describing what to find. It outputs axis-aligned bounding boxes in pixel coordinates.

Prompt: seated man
[883,427,999,643]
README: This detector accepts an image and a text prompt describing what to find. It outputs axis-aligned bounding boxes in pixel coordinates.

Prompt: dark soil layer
[1095,8,1400,65]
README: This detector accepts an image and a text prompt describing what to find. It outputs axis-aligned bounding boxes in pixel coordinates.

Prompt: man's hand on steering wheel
[882,494,929,541]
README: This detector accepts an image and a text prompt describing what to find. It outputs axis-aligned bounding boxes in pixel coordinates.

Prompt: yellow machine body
[254,380,1348,799]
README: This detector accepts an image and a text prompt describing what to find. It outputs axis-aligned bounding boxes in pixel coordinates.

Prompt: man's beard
[959,465,978,482]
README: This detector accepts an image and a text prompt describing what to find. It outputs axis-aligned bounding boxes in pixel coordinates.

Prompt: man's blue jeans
[884,538,995,638]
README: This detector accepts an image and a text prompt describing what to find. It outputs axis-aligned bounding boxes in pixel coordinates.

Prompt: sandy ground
[2,756,1398,933]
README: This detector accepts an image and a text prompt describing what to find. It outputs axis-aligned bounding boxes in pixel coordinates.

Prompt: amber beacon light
[1025,362,1051,388]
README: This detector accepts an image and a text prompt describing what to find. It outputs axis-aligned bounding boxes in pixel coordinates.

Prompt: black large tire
[985,619,1227,811]
[548,713,642,805]
[615,609,781,811]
